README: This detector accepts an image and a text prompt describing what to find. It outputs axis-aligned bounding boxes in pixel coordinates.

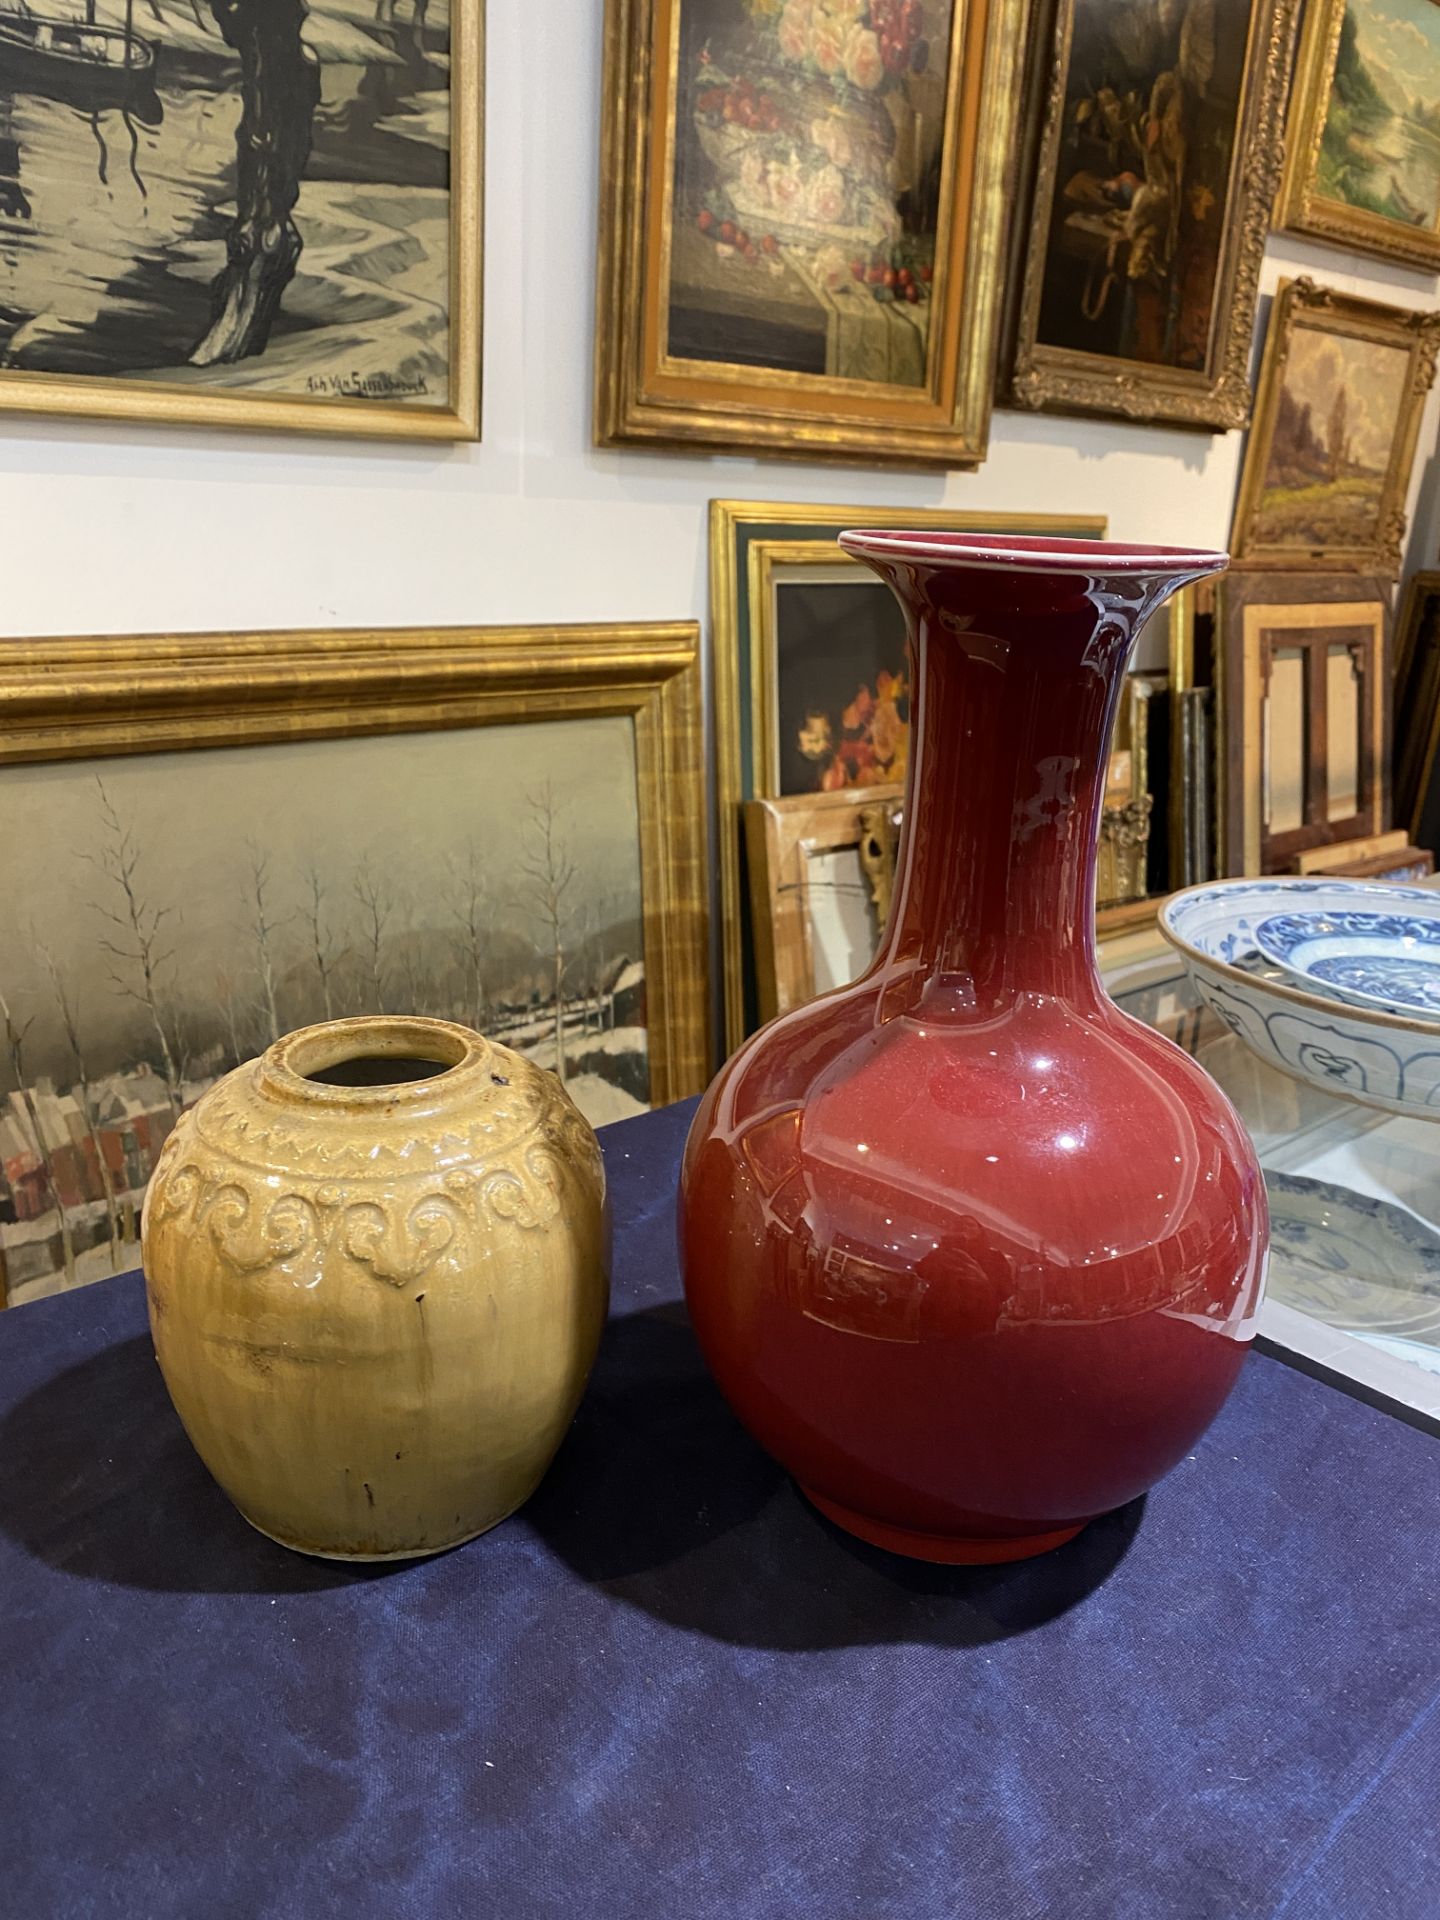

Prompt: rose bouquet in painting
[675,0,947,381]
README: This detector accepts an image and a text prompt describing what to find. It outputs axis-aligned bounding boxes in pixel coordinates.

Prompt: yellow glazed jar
[142,1016,609,1560]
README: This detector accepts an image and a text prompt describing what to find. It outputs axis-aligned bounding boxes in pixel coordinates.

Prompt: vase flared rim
[838,530,1229,578]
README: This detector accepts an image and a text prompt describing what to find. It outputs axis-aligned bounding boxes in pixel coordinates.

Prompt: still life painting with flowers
[773,578,910,793]
[670,0,947,383]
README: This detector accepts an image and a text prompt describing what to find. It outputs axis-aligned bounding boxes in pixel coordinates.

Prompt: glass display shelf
[1103,931,1440,1428]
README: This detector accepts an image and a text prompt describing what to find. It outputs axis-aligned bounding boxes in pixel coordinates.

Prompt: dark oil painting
[0,1,458,408]
[1035,0,1251,370]
[668,0,955,383]
[774,577,909,793]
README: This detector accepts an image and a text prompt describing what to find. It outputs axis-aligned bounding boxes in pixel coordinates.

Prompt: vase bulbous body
[143,1016,609,1561]
[681,533,1269,1564]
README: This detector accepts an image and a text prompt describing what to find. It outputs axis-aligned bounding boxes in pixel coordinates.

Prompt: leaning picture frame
[1005,0,1297,430]
[0,622,708,1308]
[0,3,484,441]
[1215,570,1389,876]
[1276,0,1440,273]
[710,499,1106,1048]
[1395,570,1440,837]
[595,0,1028,465]
[1230,280,1440,575]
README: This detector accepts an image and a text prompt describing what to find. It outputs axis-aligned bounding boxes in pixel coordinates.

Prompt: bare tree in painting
[193,2,318,368]
[447,841,490,1034]
[36,941,122,1268]
[214,964,247,1068]
[245,844,286,1046]
[0,980,76,1286]
[301,863,339,1020]
[353,857,392,1014]
[520,783,576,1086]
[84,781,184,1121]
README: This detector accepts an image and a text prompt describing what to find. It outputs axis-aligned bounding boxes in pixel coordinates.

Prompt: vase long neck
[871,564,1169,1020]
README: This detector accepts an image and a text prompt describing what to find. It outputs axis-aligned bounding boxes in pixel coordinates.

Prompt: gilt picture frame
[1230,279,1440,575]
[710,498,1106,1048]
[1005,0,1297,430]
[595,0,1028,465]
[0,622,708,1308]
[0,2,484,441]
[1276,0,1440,272]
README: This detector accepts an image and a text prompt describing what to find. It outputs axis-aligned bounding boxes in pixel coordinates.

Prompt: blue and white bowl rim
[1159,878,1440,1036]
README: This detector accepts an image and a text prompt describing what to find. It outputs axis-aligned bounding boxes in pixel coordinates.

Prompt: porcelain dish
[1159,878,1440,1121]
[1254,901,1440,1016]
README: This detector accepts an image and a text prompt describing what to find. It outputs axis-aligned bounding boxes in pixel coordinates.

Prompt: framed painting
[1395,570,1440,835]
[0,2,483,440]
[595,0,1028,465]
[0,621,707,1308]
[710,499,1106,1046]
[1277,0,1440,270]
[1005,0,1297,429]
[1231,280,1440,574]
[1215,570,1389,875]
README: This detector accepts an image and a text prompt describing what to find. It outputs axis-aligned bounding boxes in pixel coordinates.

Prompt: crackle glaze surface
[681,533,1269,1563]
[142,1017,609,1560]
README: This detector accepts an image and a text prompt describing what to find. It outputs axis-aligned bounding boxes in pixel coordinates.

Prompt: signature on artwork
[306,371,431,400]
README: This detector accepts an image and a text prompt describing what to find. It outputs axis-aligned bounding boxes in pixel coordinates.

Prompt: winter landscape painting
[0,715,650,1306]
[0,0,480,435]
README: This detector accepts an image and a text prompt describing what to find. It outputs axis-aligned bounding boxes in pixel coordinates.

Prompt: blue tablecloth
[2,1098,1438,1918]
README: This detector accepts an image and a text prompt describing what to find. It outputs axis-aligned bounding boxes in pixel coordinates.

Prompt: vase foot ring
[801,1487,1086,1564]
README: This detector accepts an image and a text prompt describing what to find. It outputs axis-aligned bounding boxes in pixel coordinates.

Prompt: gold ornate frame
[595,0,1027,465]
[1276,0,1440,270]
[743,787,903,1025]
[1006,0,1297,429]
[0,4,484,441]
[0,621,709,1102]
[1231,280,1440,574]
[710,499,1107,1050]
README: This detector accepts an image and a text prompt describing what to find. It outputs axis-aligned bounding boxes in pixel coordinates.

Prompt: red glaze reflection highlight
[680,533,1268,1564]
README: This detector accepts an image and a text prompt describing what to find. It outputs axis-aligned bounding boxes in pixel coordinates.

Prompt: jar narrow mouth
[262,1017,486,1104]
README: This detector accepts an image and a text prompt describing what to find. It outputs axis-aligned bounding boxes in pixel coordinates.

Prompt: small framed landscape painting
[595,0,1027,465]
[1231,280,1440,575]
[709,499,1106,1045]
[1006,0,1296,429]
[0,623,708,1308]
[1278,0,1440,271]
[0,2,483,439]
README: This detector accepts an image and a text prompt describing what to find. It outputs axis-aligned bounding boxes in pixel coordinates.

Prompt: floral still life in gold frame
[1006,0,1297,429]
[710,499,1106,1047]
[0,3,483,441]
[596,0,1027,464]
[1230,280,1440,574]
[0,623,707,1309]
[1215,570,1388,876]
[1277,0,1440,271]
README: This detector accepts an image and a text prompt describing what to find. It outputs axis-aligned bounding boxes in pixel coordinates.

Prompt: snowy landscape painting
[0,715,650,1306]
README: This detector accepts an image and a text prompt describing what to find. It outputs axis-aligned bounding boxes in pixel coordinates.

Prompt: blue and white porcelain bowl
[1254,899,1440,1016]
[1159,878,1440,1121]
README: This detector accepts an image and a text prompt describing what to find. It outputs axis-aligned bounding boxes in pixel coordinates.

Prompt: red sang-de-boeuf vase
[679,532,1269,1564]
